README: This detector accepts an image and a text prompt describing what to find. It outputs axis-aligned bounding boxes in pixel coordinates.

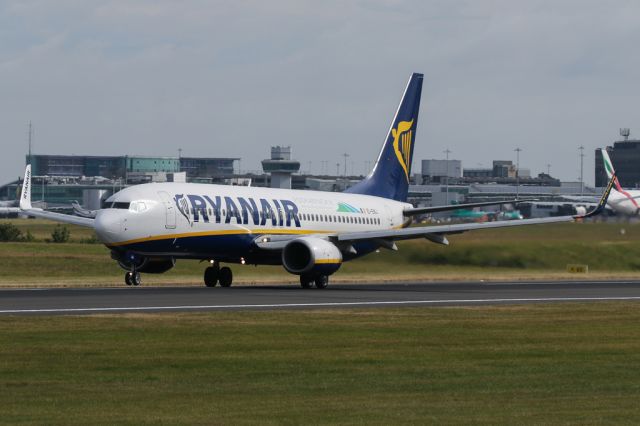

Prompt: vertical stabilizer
[601,148,624,191]
[345,73,423,201]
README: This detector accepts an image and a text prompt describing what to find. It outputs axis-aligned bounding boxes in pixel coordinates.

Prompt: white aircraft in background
[600,148,640,215]
[18,73,614,288]
[0,200,20,215]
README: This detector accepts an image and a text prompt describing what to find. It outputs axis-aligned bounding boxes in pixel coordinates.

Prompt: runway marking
[2,280,640,292]
[2,296,640,314]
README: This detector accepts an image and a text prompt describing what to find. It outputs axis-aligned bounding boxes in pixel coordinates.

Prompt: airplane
[71,201,98,218]
[0,200,20,215]
[18,73,615,288]
[600,148,640,215]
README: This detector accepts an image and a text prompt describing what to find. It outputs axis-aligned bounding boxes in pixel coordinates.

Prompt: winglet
[19,165,32,210]
[578,172,615,219]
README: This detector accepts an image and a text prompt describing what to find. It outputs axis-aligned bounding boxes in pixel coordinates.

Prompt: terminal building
[29,154,238,182]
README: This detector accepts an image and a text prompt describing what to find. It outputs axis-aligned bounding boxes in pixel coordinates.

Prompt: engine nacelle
[113,251,176,274]
[282,237,342,276]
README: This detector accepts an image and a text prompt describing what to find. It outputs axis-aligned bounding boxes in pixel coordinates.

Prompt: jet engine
[282,237,343,276]
[113,251,176,274]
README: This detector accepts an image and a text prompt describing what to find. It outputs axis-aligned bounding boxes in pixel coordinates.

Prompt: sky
[2,0,640,186]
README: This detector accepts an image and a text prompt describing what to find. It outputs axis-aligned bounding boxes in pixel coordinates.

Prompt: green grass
[1,219,640,286]
[2,304,640,424]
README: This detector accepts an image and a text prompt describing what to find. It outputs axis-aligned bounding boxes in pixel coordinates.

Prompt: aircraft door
[158,191,176,229]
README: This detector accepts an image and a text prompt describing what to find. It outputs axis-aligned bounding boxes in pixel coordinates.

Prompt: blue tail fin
[345,73,423,202]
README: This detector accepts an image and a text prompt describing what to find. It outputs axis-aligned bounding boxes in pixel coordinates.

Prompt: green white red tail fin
[600,149,624,192]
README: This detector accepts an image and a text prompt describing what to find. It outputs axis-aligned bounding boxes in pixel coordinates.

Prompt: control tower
[261,146,300,189]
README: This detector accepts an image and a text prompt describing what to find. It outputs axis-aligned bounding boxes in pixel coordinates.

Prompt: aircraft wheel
[300,275,313,289]
[204,267,219,287]
[314,276,329,289]
[125,272,132,286]
[131,272,141,286]
[219,267,233,287]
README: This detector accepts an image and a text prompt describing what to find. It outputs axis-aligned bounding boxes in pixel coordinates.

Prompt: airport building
[28,154,237,181]
[0,149,604,219]
[421,159,462,183]
[595,129,640,188]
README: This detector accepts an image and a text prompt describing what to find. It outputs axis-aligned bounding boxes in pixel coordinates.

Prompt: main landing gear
[204,262,233,287]
[300,275,329,289]
[125,271,141,286]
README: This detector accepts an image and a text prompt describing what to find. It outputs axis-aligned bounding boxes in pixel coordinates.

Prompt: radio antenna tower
[27,121,33,165]
[342,153,349,176]
[620,128,630,141]
[579,146,585,197]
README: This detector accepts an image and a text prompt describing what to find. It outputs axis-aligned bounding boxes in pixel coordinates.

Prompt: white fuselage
[95,183,410,262]
[607,189,640,216]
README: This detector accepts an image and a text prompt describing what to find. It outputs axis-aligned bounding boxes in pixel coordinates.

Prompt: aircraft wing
[561,195,599,202]
[0,207,21,214]
[403,198,537,216]
[338,173,615,245]
[256,174,616,251]
[20,208,95,227]
[338,215,575,245]
[19,165,95,228]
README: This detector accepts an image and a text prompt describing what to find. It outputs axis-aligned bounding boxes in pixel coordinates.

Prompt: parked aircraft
[600,148,640,215]
[18,73,614,288]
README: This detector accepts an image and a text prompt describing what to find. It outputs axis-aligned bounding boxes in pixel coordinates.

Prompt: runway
[2,280,640,315]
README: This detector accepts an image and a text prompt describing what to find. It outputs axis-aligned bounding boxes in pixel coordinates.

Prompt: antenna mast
[28,121,33,165]
[579,146,585,197]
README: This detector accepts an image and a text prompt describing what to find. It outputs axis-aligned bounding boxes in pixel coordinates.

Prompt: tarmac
[2,280,640,315]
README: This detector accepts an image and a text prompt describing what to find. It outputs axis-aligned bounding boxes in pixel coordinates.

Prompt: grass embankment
[1,219,640,286]
[2,304,640,424]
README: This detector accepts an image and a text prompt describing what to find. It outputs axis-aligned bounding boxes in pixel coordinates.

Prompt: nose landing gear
[125,271,141,286]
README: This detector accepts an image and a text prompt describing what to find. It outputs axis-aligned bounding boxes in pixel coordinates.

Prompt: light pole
[444,149,451,204]
[514,147,522,199]
[342,153,349,176]
[579,146,585,197]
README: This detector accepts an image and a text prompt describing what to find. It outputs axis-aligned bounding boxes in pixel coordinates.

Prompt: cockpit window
[110,202,130,209]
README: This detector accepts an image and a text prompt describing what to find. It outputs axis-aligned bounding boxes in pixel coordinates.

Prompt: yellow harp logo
[392,119,413,182]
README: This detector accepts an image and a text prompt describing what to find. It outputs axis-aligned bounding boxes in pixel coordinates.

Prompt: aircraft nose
[95,210,123,241]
